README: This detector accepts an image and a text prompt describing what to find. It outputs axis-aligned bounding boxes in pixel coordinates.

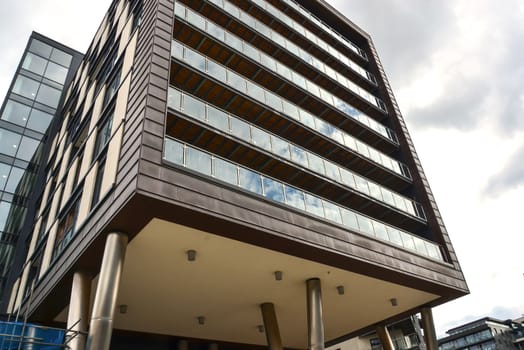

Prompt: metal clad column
[421,307,438,350]
[306,278,324,350]
[376,324,395,350]
[66,270,91,350]
[85,232,128,350]
[260,302,284,350]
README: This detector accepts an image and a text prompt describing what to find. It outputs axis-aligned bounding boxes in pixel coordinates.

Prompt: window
[44,61,68,84]
[12,76,39,100]
[16,136,41,162]
[91,158,106,209]
[22,53,47,76]
[0,129,22,157]
[93,109,114,160]
[29,39,52,59]
[54,197,80,256]
[36,84,61,108]
[102,66,121,108]
[1,100,31,127]
[27,108,54,134]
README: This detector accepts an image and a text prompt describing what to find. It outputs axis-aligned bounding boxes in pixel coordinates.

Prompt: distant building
[438,317,524,350]
[328,316,426,350]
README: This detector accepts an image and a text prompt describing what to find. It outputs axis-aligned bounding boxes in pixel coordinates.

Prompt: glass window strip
[174,2,392,141]
[167,87,424,220]
[280,0,367,60]
[170,39,411,180]
[177,1,384,113]
[163,137,442,262]
[233,0,378,97]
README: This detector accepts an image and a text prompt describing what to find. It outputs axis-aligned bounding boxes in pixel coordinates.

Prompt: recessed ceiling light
[336,285,345,295]
[186,249,196,261]
[274,271,283,281]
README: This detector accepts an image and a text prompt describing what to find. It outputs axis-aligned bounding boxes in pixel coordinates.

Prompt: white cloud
[328,0,524,336]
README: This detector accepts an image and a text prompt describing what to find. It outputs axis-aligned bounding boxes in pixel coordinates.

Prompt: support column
[376,324,395,350]
[85,232,128,350]
[306,278,324,350]
[178,340,189,350]
[66,270,91,350]
[260,303,283,350]
[421,307,438,350]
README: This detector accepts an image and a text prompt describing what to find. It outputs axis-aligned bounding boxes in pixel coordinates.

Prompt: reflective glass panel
[186,147,211,175]
[17,136,40,162]
[44,61,68,84]
[13,76,39,100]
[264,91,282,111]
[1,100,31,127]
[207,21,224,41]
[251,127,271,151]
[36,84,61,108]
[0,130,22,157]
[284,185,305,210]
[4,167,24,194]
[0,163,10,191]
[207,60,226,82]
[324,161,340,182]
[213,158,238,186]
[304,193,324,217]
[323,201,341,223]
[340,208,359,230]
[185,47,206,72]
[263,177,284,203]
[227,70,246,92]
[230,118,251,142]
[246,81,264,100]
[22,52,47,76]
[373,222,389,241]
[27,109,54,134]
[307,153,324,175]
[289,145,308,168]
[386,227,403,246]
[183,94,205,121]
[339,168,355,188]
[164,138,184,165]
[239,168,262,194]
[207,105,229,131]
[168,88,181,110]
[400,232,415,250]
[270,136,290,159]
[29,39,52,59]
[357,216,374,235]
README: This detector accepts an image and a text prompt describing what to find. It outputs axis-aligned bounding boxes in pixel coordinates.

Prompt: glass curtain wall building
[0,32,81,303]
[2,1,468,350]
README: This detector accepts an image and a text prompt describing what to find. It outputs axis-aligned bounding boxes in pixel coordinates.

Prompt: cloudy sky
[1,0,523,338]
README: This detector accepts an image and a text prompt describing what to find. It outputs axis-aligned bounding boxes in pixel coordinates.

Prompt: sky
[0,0,523,339]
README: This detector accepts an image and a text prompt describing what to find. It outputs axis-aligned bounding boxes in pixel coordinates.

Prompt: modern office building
[0,32,82,305]
[438,317,524,350]
[1,0,468,349]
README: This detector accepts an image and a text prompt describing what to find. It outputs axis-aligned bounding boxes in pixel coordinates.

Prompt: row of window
[170,40,410,179]
[1,99,54,134]
[163,137,443,261]
[201,0,386,111]
[280,0,367,60]
[174,2,394,143]
[168,87,424,219]
[20,0,142,304]
[249,0,370,74]
[440,330,494,350]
